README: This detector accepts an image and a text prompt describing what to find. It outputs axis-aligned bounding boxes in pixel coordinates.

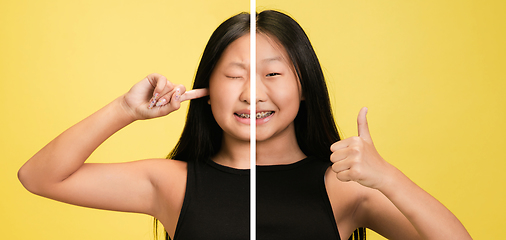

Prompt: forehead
[216,34,250,68]
[257,34,292,67]
[215,33,292,69]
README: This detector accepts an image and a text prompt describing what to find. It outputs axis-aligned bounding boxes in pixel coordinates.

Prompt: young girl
[18,10,472,240]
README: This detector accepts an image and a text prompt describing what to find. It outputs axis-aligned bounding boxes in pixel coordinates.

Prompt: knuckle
[349,167,362,179]
[352,137,364,146]
[331,163,339,173]
[329,153,336,162]
[171,100,181,109]
[336,172,350,182]
[165,80,174,89]
[350,146,361,154]
[351,157,362,166]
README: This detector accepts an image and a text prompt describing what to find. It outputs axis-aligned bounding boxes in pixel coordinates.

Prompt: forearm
[18,96,135,193]
[379,167,472,240]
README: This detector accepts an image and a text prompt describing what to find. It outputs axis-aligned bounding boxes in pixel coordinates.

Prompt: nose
[239,75,267,104]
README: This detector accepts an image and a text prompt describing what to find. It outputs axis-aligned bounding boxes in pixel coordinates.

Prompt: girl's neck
[212,124,306,169]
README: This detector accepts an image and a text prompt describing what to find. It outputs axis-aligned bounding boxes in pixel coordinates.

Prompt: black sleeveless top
[173,156,341,240]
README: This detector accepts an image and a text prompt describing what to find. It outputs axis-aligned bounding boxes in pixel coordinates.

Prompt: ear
[207,98,211,105]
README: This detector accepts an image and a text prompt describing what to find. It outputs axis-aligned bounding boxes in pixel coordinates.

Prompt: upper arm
[355,188,422,240]
[27,159,186,217]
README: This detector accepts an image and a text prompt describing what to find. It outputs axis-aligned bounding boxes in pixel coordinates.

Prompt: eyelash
[266,73,280,77]
[227,73,279,78]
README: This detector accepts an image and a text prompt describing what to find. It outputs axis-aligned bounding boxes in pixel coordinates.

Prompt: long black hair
[169,10,339,162]
[157,10,366,240]
[166,12,250,162]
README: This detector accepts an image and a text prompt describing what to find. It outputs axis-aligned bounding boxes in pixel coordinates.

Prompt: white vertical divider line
[249,1,256,240]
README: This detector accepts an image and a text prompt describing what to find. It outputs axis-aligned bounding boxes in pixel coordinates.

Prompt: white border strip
[249,1,256,239]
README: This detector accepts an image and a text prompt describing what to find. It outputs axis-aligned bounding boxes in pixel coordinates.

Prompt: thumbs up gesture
[330,107,395,190]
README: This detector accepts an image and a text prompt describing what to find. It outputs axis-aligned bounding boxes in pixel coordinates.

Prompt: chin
[227,130,251,142]
[254,132,276,142]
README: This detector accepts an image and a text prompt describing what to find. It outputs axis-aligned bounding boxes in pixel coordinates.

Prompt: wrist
[116,95,141,122]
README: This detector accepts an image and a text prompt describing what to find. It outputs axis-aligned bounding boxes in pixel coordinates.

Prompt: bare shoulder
[325,167,420,240]
[145,158,187,182]
[145,158,187,204]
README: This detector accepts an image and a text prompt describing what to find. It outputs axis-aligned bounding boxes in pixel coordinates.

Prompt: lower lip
[234,112,274,125]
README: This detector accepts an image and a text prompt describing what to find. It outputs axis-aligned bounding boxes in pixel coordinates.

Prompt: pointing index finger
[179,89,209,102]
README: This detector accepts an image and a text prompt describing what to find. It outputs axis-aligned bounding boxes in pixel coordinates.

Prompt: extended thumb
[357,107,372,141]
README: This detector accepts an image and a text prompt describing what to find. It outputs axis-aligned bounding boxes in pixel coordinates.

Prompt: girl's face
[209,33,302,143]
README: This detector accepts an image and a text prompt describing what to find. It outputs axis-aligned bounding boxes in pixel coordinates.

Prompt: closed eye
[266,73,280,77]
[226,76,242,79]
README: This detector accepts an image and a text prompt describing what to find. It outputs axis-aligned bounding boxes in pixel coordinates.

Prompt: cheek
[209,79,244,120]
[267,80,303,104]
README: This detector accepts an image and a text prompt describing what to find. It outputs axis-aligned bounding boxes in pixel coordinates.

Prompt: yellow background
[1,0,504,239]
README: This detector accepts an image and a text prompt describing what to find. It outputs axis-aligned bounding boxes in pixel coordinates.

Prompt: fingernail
[148,96,157,109]
[175,88,181,101]
[155,98,166,107]
[148,93,161,109]
[148,98,156,109]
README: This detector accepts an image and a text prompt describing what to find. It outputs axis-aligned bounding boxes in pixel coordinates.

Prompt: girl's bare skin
[19,33,472,240]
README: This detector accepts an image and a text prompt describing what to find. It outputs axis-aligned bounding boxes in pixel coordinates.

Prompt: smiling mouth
[235,111,274,119]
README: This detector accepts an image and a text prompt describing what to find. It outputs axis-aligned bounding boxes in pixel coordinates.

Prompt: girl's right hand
[121,73,209,120]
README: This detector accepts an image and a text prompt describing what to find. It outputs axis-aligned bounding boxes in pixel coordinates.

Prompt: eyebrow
[261,56,283,63]
[228,61,248,69]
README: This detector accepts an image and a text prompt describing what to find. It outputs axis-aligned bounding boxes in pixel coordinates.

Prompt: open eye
[266,73,280,77]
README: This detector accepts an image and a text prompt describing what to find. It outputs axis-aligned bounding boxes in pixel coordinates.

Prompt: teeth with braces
[236,111,273,119]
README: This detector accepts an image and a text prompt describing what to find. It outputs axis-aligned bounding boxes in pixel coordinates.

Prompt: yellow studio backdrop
[256,0,506,239]
[0,0,248,239]
[1,0,505,240]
